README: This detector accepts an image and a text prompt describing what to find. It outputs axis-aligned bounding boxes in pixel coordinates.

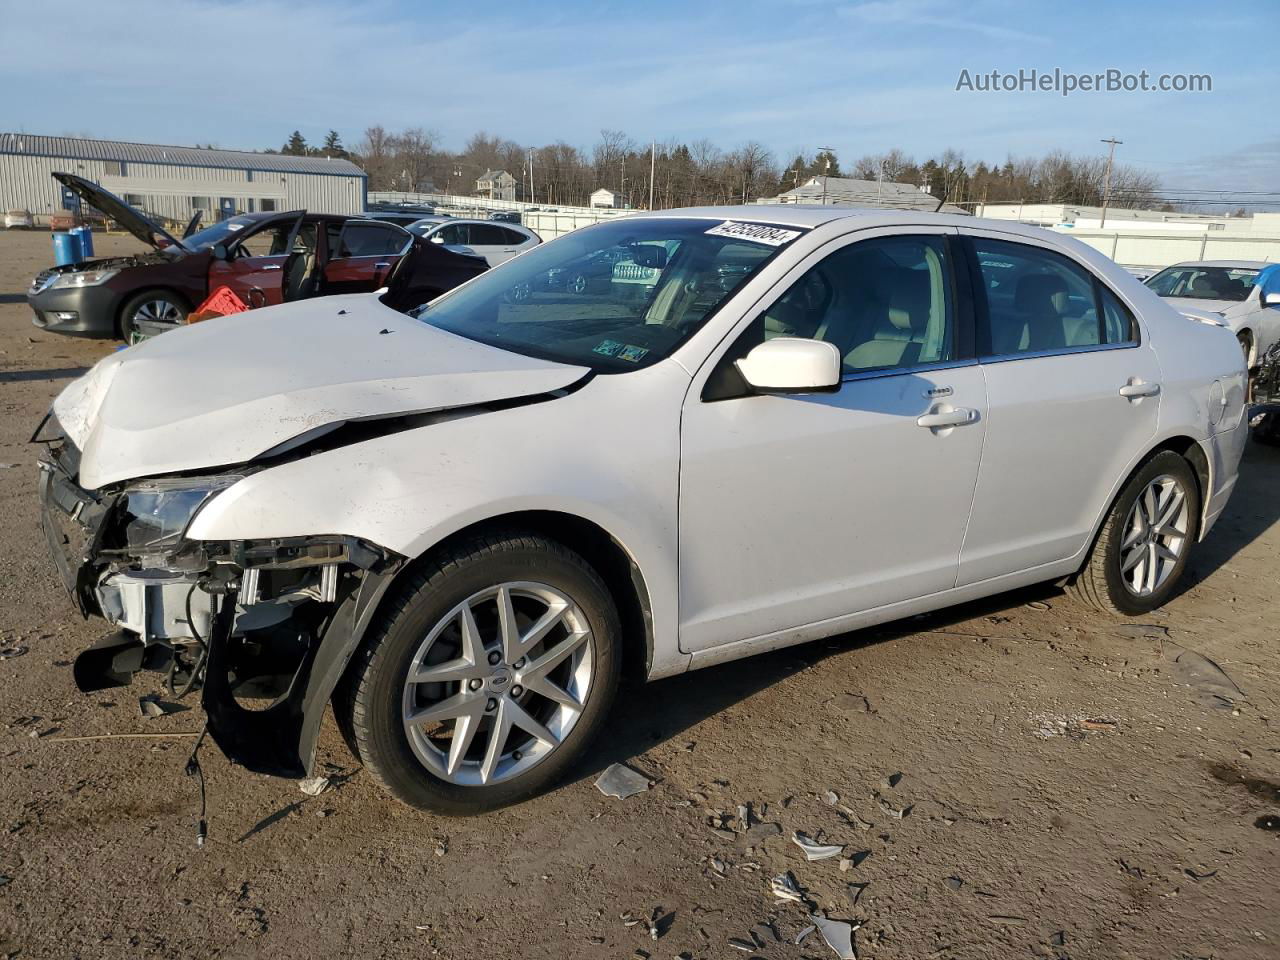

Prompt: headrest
[885,267,931,331]
[1188,274,1219,297]
[1015,273,1069,315]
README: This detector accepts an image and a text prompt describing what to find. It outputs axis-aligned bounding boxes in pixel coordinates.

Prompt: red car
[28,173,486,340]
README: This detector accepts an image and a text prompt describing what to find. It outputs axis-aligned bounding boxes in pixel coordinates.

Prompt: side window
[1098,285,1137,344]
[237,220,293,258]
[755,235,955,373]
[436,223,470,245]
[500,227,528,245]
[973,239,1102,354]
[339,222,408,257]
[470,224,511,245]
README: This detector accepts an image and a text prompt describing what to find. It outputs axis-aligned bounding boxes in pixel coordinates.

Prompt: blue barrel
[52,231,82,266]
[72,225,94,258]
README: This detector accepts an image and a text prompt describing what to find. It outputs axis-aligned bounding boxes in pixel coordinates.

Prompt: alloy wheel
[401,582,594,786]
[133,298,181,325]
[1119,474,1190,596]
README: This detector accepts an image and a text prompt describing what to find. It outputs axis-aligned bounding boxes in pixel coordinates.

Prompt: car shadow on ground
[570,580,1064,789]
[1177,440,1280,595]
[0,293,29,304]
[571,443,1279,787]
[0,366,89,383]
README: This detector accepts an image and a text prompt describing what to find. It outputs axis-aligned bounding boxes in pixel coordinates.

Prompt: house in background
[590,188,616,209]
[475,170,516,202]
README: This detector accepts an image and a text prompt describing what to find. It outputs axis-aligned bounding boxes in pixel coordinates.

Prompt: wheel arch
[350,510,656,686]
[115,285,193,339]
[1074,432,1210,580]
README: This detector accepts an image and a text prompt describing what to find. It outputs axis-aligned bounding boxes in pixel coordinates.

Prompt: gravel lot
[1,228,1277,960]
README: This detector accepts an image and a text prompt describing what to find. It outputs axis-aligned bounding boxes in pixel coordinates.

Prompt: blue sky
[1,0,1274,194]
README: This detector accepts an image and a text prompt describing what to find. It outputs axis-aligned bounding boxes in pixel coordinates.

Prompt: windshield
[179,215,260,252]
[408,218,804,370]
[407,219,447,237]
[1146,265,1259,302]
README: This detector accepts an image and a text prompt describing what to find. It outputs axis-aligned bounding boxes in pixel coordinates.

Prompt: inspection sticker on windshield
[617,344,649,363]
[704,220,801,247]
[593,339,624,357]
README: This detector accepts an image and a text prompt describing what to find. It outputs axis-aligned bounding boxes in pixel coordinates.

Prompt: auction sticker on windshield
[704,221,802,246]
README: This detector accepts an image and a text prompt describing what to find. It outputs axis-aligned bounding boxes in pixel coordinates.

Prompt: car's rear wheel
[343,532,621,813]
[1070,451,1200,616]
[118,289,188,342]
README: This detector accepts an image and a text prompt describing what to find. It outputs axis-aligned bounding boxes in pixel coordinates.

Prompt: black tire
[117,289,189,342]
[342,532,621,814]
[1070,450,1201,616]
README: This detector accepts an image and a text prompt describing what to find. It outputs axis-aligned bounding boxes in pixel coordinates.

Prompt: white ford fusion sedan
[37,206,1247,813]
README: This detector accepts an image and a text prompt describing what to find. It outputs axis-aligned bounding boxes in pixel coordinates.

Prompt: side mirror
[734,337,841,394]
[212,243,229,261]
[631,245,667,269]
[429,234,445,244]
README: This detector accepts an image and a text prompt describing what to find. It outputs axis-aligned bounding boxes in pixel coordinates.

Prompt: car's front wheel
[344,532,621,813]
[119,289,189,342]
[1070,451,1200,615]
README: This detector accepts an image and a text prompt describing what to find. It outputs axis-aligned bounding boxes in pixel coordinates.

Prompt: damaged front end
[36,418,402,778]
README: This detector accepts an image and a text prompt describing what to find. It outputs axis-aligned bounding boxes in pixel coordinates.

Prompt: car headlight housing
[48,267,120,290]
[119,475,243,553]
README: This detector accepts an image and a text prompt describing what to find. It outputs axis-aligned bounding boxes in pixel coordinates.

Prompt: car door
[678,228,988,653]
[322,220,412,295]
[956,231,1162,586]
[207,212,304,307]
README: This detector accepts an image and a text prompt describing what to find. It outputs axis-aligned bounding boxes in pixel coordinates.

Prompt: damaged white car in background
[36,207,1247,815]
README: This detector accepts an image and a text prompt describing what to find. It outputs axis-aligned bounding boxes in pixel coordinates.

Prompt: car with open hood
[27,173,486,340]
[35,207,1247,814]
[1144,260,1280,369]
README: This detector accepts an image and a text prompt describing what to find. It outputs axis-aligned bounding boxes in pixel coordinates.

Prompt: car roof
[623,205,1085,242]
[1165,260,1268,270]
[411,217,531,230]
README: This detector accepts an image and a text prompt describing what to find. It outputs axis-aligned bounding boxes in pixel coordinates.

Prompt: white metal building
[0,133,366,224]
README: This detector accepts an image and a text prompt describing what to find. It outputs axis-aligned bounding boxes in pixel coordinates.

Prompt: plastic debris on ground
[877,798,912,819]
[811,912,859,959]
[793,831,845,861]
[138,694,177,718]
[299,776,331,797]
[770,871,808,903]
[0,645,28,660]
[595,763,653,799]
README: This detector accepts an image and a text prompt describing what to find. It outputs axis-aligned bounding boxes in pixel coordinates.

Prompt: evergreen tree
[322,130,346,157]
[282,130,308,156]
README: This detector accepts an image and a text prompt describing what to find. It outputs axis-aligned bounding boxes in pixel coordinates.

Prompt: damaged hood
[55,295,589,489]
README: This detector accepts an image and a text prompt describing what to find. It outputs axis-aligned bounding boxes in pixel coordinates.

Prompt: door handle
[916,407,978,429]
[374,262,391,269]
[1118,380,1160,399]
[261,264,282,271]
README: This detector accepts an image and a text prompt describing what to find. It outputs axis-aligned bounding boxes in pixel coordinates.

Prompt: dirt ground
[0,228,1277,960]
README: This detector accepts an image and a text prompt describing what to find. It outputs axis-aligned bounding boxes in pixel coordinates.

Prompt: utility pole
[1099,137,1123,229]
[649,139,656,210]
[528,149,535,205]
[818,146,834,205]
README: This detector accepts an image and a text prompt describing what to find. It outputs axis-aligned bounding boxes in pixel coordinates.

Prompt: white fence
[1060,229,1280,268]
[368,191,636,239]
[370,191,1280,264]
